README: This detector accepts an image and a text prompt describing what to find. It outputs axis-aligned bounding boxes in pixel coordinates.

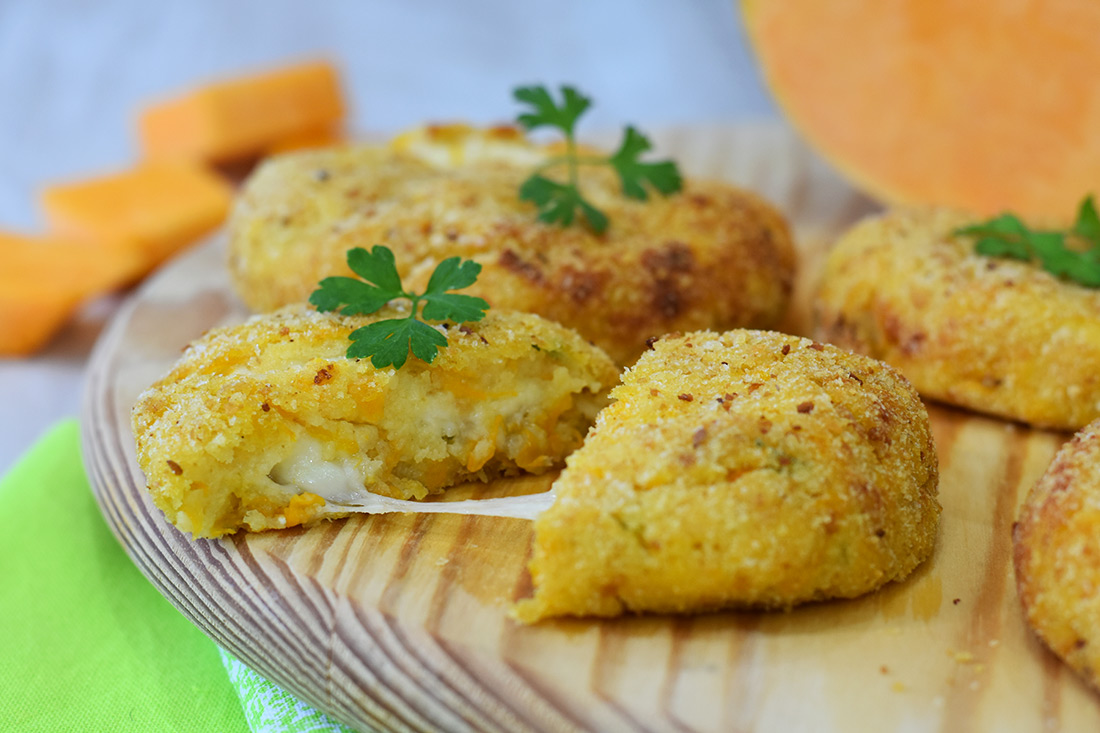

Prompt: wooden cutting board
[81,125,1100,732]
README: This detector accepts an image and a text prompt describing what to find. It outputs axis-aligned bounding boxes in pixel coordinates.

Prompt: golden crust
[227,125,796,365]
[131,305,617,538]
[815,207,1100,430]
[1014,420,1100,692]
[514,329,940,622]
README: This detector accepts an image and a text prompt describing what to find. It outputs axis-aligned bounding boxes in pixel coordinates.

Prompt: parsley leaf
[1074,196,1100,241]
[519,174,609,232]
[421,257,491,322]
[346,319,448,367]
[309,245,489,369]
[956,195,1100,288]
[514,85,590,137]
[608,126,683,200]
[309,246,402,315]
[956,214,1032,260]
[513,84,681,234]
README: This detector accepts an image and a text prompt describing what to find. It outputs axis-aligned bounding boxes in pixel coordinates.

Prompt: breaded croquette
[1014,419,1100,692]
[131,305,618,538]
[815,208,1100,430]
[514,329,939,622]
[227,125,796,365]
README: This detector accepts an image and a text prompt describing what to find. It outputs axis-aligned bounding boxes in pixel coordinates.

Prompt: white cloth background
[0,0,780,473]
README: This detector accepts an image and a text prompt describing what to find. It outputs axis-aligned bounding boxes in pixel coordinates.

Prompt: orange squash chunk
[139,61,345,163]
[0,233,141,355]
[40,161,232,272]
[0,285,83,356]
[742,0,1100,218]
[265,122,345,155]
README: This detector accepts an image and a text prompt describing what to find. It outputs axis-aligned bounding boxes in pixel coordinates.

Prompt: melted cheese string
[316,489,555,521]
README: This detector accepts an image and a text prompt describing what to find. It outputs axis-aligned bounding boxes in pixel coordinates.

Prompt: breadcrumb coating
[815,208,1100,430]
[131,305,617,537]
[227,125,796,365]
[515,329,940,622]
[1014,420,1100,692]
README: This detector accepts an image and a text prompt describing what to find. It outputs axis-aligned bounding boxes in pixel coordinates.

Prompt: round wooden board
[82,125,1100,732]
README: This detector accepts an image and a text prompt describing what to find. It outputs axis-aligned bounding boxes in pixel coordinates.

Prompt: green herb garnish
[956,195,1100,287]
[309,246,489,369]
[514,84,682,234]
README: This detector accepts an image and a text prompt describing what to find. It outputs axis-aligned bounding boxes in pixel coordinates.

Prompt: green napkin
[0,419,362,733]
[0,419,246,731]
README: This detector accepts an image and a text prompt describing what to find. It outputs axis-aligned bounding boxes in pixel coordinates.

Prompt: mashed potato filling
[267,360,605,504]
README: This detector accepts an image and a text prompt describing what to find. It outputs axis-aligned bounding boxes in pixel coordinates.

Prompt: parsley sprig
[514,84,682,234]
[955,196,1100,287]
[309,246,489,369]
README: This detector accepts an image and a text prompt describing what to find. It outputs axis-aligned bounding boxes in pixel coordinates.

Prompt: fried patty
[514,329,940,622]
[131,305,617,537]
[227,125,796,365]
[1014,420,1100,692]
[815,208,1100,430]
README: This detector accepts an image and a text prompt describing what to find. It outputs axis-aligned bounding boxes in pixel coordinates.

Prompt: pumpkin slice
[40,161,233,273]
[138,60,345,164]
[742,0,1100,218]
[0,232,141,356]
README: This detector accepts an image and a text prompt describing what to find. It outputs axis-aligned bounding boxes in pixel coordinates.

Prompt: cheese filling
[268,432,555,520]
[269,434,373,503]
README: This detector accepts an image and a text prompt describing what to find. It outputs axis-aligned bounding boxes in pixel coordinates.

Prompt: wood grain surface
[81,125,1100,732]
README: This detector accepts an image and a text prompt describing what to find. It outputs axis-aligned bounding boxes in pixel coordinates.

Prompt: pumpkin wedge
[742,0,1100,218]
